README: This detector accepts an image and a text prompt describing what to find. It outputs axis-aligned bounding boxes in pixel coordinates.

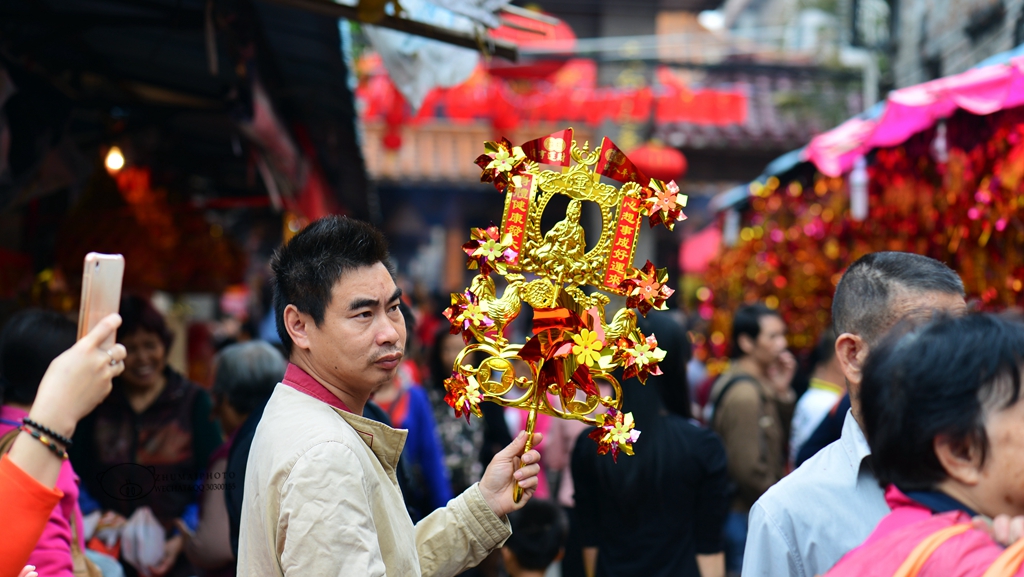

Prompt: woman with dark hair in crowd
[0,309,119,577]
[571,313,730,577]
[426,325,485,497]
[825,313,1024,575]
[0,313,127,577]
[71,296,222,577]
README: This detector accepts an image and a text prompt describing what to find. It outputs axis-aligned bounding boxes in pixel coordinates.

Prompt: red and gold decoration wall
[698,105,1024,362]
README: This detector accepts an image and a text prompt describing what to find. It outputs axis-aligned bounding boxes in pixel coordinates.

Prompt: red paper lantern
[629,142,688,182]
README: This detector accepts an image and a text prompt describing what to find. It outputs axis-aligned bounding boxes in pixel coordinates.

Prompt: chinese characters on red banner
[604,195,641,290]
[502,173,534,265]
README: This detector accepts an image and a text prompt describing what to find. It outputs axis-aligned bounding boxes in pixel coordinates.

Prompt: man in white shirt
[742,252,967,577]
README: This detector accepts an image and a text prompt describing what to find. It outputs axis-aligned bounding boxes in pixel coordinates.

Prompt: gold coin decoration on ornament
[443,128,687,501]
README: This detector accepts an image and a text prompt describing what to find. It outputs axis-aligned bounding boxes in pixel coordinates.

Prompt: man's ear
[835,333,867,387]
[737,333,754,356]
[283,304,313,352]
[934,434,984,486]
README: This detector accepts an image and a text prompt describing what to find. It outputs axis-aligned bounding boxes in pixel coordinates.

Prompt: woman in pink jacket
[0,312,126,577]
[0,310,91,577]
[826,313,1024,576]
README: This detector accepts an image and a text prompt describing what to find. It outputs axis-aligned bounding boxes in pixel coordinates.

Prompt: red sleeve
[0,454,63,577]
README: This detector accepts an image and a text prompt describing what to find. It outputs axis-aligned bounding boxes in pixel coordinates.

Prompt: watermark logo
[98,464,156,501]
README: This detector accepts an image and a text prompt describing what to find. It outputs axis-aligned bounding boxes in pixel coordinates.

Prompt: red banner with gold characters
[501,173,535,266]
[521,128,574,167]
[603,195,642,290]
[595,137,648,185]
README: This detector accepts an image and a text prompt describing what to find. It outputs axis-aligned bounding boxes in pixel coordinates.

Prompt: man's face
[750,314,788,367]
[305,262,406,398]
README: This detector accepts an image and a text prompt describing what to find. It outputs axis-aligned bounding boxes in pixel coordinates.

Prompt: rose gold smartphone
[78,253,125,349]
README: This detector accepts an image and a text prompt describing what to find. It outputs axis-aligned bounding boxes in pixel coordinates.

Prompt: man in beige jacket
[238,216,543,576]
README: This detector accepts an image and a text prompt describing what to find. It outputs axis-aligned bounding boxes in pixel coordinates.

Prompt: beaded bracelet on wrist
[22,418,73,448]
[19,425,68,460]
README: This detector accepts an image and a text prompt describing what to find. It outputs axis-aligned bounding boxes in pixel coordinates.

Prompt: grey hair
[832,252,964,345]
[212,340,287,415]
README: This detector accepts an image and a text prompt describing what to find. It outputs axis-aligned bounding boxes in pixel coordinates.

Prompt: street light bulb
[105,146,125,172]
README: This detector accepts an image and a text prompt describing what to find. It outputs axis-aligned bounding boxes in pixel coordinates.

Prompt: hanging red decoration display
[699,105,1024,365]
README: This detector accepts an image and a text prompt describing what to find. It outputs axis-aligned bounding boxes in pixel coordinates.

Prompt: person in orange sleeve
[0,314,126,577]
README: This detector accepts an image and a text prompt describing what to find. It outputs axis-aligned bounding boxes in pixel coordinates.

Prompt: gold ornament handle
[512,402,540,503]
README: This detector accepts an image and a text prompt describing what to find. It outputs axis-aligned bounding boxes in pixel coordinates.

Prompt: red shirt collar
[282,363,352,413]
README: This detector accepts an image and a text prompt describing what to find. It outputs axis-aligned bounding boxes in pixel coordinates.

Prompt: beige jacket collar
[332,408,408,480]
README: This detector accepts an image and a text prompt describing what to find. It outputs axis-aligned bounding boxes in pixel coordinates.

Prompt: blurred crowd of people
[6,217,1024,577]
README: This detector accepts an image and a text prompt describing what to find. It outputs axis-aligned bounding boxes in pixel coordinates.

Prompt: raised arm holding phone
[0,313,126,577]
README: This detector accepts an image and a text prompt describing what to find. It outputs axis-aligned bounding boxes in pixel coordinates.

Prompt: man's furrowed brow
[348,297,379,311]
[348,288,402,311]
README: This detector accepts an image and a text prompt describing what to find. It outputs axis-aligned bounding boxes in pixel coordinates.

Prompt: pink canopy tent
[804,56,1024,177]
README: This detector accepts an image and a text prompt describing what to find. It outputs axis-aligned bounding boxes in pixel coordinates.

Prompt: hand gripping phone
[77,253,126,350]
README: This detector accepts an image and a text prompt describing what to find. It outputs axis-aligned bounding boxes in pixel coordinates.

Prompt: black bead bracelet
[22,418,73,448]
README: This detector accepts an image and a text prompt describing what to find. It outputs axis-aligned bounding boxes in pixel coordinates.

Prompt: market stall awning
[710,43,1024,212]
[805,56,1024,177]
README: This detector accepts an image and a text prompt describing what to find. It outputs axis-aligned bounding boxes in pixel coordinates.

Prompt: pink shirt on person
[0,405,85,577]
[826,485,1024,576]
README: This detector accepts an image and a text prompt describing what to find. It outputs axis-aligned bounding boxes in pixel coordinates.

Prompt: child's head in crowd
[502,499,568,576]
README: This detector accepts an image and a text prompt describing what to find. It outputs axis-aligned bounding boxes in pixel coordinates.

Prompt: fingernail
[514,471,523,480]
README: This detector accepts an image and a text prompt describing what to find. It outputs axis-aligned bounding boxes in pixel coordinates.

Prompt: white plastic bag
[120,507,165,576]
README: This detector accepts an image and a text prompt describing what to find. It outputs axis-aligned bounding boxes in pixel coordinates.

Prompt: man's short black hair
[730,303,782,359]
[832,252,964,345]
[505,499,568,572]
[861,313,1024,492]
[119,295,174,349]
[271,216,393,355]
[0,309,76,405]
[212,341,287,415]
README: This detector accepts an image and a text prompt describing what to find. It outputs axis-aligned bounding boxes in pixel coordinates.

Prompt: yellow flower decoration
[473,238,506,261]
[608,412,636,445]
[464,302,488,324]
[629,341,666,368]
[571,328,604,367]
[489,149,515,172]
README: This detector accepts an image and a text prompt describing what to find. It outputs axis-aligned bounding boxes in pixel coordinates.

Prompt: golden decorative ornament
[450,128,687,501]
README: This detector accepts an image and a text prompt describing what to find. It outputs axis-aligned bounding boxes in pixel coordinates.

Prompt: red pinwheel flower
[462,225,518,278]
[619,260,675,316]
[617,332,666,384]
[588,407,641,462]
[641,178,688,230]
[475,138,528,193]
[444,373,483,423]
[443,289,494,343]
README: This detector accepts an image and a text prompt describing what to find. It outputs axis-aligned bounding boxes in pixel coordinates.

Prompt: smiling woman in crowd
[827,313,1024,575]
[71,296,222,577]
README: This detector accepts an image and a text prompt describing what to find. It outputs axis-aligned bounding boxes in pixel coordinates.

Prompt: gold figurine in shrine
[443,128,687,501]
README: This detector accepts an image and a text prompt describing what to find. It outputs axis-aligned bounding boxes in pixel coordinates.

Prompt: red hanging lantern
[629,141,688,182]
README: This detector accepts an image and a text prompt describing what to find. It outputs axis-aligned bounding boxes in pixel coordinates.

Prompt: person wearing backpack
[707,303,796,575]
